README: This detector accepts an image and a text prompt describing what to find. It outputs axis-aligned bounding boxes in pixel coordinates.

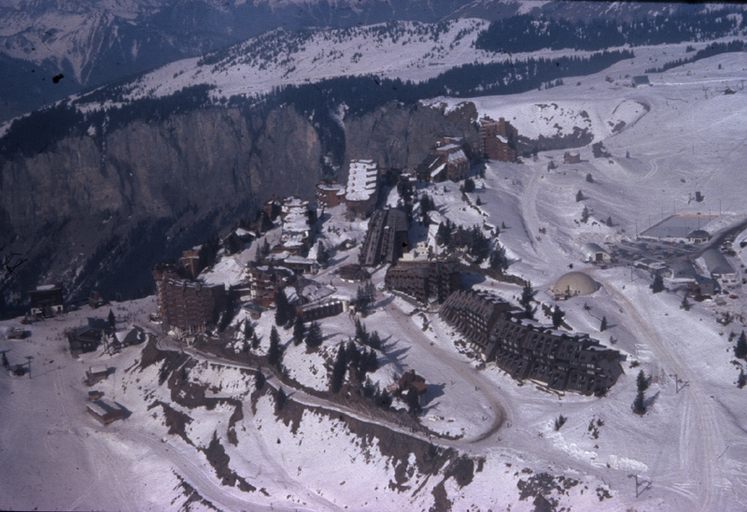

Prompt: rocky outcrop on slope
[0,101,478,315]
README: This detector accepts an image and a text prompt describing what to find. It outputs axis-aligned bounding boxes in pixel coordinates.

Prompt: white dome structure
[551,271,601,299]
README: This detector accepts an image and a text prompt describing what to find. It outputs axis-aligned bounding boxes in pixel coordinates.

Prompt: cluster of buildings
[419,137,472,182]
[440,290,624,395]
[66,319,146,356]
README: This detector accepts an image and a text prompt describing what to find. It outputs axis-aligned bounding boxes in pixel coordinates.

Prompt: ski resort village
[1,11,747,512]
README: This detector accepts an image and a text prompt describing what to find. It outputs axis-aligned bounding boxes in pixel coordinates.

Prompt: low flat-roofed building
[701,248,738,287]
[581,243,612,265]
[87,399,127,425]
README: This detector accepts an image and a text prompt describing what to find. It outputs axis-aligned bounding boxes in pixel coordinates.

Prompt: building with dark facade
[246,265,294,308]
[297,299,346,322]
[28,284,64,318]
[479,116,518,162]
[316,182,346,208]
[385,260,461,305]
[440,290,624,394]
[359,208,409,267]
[153,266,227,334]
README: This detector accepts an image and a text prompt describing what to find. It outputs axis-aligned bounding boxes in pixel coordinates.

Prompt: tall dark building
[385,260,461,305]
[359,208,409,267]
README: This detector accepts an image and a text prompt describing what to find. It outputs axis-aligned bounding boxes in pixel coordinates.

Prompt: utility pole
[25,355,33,379]
[628,474,652,498]
[670,373,689,394]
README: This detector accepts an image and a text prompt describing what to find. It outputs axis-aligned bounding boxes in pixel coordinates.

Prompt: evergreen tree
[251,333,260,350]
[367,330,382,350]
[636,370,650,393]
[520,282,537,319]
[738,368,746,389]
[316,241,330,265]
[107,309,116,332]
[406,388,421,414]
[330,345,348,393]
[268,326,282,369]
[600,316,608,332]
[633,388,646,415]
[255,371,266,391]
[305,322,323,349]
[651,273,664,293]
[292,317,305,346]
[551,305,565,329]
[585,173,594,183]
[1,352,8,369]
[606,216,613,227]
[274,388,287,412]
[490,245,509,273]
[735,330,747,360]
[356,281,375,313]
[580,206,590,223]
[244,320,254,341]
[462,178,476,193]
[274,289,291,327]
[576,190,585,202]
[354,318,369,345]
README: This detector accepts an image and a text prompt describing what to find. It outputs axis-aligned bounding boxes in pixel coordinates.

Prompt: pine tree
[580,206,590,223]
[585,173,594,183]
[330,345,348,393]
[606,216,613,227]
[735,330,747,360]
[520,282,537,319]
[316,241,329,265]
[244,320,254,341]
[354,318,369,345]
[274,289,291,327]
[633,388,646,415]
[406,388,421,414]
[636,370,650,393]
[255,371,265,391]
[551,306,565,329]
[489,245,508,273]
[600,316,608,332]
[107,309,116,332]
[305,322,323,349]
[738,368,746,389]
[1,352,8,369]
[293,317,305,346]
[274,388,287,412]
[576,190,585,202]
[268,326,282,369]
[367,330,382,350]
[251,333,260,350]
[651,273,664,293]
[356,281,375,313]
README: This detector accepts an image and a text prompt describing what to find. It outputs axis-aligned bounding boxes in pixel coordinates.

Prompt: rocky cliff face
[0,101,478,315]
